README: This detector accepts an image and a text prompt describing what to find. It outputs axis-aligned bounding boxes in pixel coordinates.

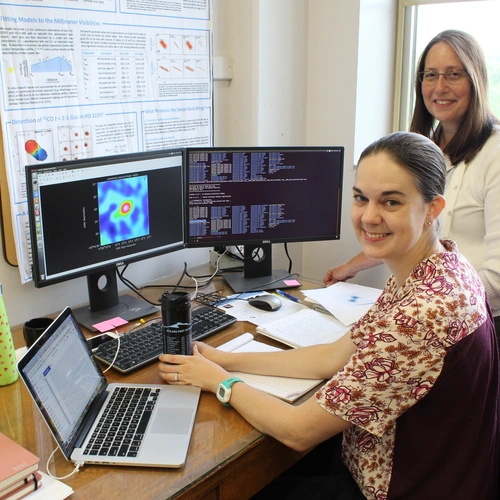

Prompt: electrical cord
[101,333,121,373]
[188,251,226,301]
[46,445,82,480]
[116,264,161,306]
[284,242,293,273]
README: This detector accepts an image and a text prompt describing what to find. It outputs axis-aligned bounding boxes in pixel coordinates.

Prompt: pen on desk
[276,289,300,303]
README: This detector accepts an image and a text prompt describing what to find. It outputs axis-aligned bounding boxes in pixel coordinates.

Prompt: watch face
[217,384,230,403]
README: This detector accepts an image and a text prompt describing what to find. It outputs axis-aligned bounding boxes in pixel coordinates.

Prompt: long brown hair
[409,30,499,165]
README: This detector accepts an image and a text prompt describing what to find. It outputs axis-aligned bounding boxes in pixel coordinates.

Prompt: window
[395,0,500,131]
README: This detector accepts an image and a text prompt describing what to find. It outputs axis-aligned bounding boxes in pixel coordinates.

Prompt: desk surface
[2,267,323,499]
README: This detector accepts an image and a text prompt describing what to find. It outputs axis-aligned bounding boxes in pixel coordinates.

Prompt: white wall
[213,0,395,288]
[1,0,397,326]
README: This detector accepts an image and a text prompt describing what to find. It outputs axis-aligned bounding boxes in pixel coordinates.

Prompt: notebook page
[257,309,349,347]
[228,371,323,401]
[216,334,322,402]
[217,332,255,352]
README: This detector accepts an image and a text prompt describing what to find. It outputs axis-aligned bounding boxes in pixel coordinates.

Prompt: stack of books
[0,433,42,500]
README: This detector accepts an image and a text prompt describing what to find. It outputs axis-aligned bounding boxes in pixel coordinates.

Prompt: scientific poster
[0,0,213,282]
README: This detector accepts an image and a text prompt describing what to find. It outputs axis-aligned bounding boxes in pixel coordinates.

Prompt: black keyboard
[84,386,159,458]
[93,306,237,373]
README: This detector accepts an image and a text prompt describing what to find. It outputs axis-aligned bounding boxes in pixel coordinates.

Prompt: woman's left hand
[158,344,230,393]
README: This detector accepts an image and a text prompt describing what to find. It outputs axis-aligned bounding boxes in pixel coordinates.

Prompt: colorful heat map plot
[97,176,150,246]
[25,139,48,161]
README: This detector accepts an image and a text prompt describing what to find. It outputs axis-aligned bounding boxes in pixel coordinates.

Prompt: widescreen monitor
[26,149,185,331]
[185,146,344,292]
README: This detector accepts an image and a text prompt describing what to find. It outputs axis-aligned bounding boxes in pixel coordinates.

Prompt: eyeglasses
[418,70,469,85]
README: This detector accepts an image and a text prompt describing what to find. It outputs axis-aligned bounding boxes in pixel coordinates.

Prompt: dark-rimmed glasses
[418,70,469,85]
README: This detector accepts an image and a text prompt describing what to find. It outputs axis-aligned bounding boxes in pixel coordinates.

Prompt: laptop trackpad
[150,407,193,435]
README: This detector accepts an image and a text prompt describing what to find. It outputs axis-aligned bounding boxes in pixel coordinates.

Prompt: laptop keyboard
[84,386,159,458]
[93,306,237,372]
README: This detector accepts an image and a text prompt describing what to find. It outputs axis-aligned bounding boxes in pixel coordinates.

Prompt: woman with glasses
[324,30,500,339]
[159,132,499,499]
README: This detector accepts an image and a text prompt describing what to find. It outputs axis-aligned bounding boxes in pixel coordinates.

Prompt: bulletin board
[0,0,214,280]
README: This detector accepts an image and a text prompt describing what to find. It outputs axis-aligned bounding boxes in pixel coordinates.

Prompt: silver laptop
[17,307,200,468]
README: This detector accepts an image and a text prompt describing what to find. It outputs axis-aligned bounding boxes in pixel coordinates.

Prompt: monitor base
[222,269,298,294]
[72,294,159,332]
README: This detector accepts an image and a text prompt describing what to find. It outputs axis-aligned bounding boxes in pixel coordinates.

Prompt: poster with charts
[0,0,213,282]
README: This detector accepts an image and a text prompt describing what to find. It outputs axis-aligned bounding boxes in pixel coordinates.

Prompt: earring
[426,220,432,226]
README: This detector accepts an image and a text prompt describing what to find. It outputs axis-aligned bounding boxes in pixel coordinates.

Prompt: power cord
[101,333,121,373]
[46,445,82,480]
[187,251,226,302]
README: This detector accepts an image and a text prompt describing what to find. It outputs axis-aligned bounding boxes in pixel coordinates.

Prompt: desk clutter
[5,270,380,499]
[93,305,237,372]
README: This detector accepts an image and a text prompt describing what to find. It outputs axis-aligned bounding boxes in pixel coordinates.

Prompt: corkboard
[0,126,18,266]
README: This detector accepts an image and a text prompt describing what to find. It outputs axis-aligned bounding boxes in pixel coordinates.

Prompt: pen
[276,289,300,303]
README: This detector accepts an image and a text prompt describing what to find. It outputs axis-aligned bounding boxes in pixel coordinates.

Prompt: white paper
[216,291,308,325]
[30,471,73,500]
[302,282,383,326]
[258,309,349,348]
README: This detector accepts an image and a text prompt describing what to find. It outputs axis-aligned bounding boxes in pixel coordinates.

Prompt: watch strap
[218,377,244,406]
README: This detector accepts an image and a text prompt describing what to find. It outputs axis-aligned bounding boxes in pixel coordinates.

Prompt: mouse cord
[46,444,83,480]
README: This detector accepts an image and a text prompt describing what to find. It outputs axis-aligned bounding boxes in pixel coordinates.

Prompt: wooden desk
[2,269,322,499]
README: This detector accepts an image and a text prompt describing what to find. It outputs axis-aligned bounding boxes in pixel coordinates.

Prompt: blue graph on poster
[31,57,72,73]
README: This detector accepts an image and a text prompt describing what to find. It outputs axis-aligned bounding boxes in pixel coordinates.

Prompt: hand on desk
[158,342,229,393]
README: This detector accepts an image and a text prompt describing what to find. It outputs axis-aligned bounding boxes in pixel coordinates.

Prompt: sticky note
[283,279,301,287]
[92,316,128,332]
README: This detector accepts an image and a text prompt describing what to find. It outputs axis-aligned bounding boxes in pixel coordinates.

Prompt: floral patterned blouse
[316,240,499,499]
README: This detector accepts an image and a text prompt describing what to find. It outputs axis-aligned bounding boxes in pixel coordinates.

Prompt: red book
[0,433,39,492]
[0,471,42,500]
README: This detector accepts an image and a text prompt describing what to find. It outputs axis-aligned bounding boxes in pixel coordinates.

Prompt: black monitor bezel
[26,148,186,289]
[183,145,344,249]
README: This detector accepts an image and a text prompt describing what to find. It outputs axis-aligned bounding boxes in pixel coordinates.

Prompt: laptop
[17,307,201,468]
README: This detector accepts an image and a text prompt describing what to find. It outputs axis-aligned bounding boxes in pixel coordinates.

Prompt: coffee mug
[23,317,53,348]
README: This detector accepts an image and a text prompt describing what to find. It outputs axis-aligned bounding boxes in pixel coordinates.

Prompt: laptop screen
[18,308,107,458]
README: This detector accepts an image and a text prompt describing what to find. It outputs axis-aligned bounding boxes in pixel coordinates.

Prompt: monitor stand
[222,244,298,294]
[72,268,159,332]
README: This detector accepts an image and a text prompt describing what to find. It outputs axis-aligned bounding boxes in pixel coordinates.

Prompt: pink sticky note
[109,317,128,327]
[92,320,116,333]
[92,317,128,332]
[283,279,301,287]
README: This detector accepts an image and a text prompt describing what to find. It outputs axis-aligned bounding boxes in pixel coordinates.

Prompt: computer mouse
[248,295,282,312]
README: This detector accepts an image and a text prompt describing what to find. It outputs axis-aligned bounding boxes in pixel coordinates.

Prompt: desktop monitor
[26,149,185,331]
[185,146,344,293]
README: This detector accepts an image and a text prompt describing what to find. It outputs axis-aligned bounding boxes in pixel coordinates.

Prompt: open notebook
[218,333,324,403]
[17,307,201,468]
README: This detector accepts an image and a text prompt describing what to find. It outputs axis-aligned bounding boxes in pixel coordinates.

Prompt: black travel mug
[161,291,192,355]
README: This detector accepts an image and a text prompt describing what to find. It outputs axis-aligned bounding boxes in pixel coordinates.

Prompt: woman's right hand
[323,263,356,286]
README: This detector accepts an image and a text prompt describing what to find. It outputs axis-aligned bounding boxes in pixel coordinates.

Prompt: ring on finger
[174,372,179,382]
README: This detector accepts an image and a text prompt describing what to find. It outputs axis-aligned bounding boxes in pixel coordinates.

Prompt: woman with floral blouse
[159,132,499,500]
